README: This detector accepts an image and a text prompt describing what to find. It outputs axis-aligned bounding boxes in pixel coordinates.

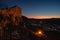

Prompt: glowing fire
[34,30,45,37]
[38,31,42,35]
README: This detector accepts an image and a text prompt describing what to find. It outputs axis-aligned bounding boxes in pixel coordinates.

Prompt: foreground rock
[0,6,22,37]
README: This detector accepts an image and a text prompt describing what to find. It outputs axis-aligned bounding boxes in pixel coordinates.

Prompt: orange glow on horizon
[27,15,60,19]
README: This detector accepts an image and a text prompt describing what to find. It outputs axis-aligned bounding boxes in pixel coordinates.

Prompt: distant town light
[38,31,42,34]
[34,30,44,37]
[36,30,43,35]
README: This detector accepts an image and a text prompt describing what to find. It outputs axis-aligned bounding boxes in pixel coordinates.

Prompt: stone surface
[0,6,22,37]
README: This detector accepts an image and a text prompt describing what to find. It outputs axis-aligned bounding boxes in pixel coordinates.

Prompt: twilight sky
[0,0,60,19]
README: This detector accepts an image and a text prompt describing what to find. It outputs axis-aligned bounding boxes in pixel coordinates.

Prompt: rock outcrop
[0,6,22,37]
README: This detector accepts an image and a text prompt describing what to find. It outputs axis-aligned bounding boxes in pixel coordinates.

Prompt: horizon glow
[27,15,60,19]
[0,0,60,19]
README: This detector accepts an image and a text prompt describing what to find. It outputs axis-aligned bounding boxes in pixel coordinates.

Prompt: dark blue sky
[0,0,60,19]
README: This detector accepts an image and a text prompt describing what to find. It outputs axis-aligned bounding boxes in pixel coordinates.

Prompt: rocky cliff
[0,6,22,37]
